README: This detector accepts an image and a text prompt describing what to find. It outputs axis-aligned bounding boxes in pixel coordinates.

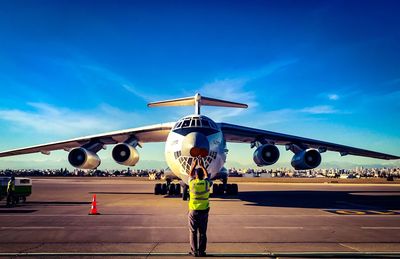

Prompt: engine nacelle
[68,147,101,169]
[112,143,139,166]
[291,149,321,170]
[253,144,280,166]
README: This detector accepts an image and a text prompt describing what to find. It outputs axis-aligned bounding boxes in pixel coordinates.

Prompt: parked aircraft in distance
[0,93,399,200]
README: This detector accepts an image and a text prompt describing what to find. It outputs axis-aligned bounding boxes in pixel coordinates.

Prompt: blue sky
[0,0,399,169]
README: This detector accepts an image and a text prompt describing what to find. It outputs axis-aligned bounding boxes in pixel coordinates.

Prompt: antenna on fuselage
[147,93,248,115]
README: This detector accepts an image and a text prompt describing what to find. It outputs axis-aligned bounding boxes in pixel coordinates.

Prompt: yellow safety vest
[189,179,210,211]
[7,180,15,193]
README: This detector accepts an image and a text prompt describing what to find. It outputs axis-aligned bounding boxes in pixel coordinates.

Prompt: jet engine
[68,147,101,169]
[112,143,139,166]
[291,149,321,170]
[253,144,280,166]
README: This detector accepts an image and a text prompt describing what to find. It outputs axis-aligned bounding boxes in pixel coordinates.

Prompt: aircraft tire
[213,184,220,195]
[226,184,233,195]
[168,183,176,195]
[154,183,162,195]
[174,184,181,195]
[161,183,168,195]
[182,186,188,200]
[232,184,239,195]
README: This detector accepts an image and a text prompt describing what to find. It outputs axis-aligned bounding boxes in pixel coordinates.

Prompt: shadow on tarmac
[216,190,400,210]
[89,192,152,195]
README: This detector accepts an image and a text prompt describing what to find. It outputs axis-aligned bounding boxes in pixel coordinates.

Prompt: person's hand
[198,157,204,166]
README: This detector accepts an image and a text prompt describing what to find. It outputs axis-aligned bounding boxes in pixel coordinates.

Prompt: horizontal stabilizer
[148,93,248,114]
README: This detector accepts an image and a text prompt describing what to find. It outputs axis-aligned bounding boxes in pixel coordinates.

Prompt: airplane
[0,93,399,200]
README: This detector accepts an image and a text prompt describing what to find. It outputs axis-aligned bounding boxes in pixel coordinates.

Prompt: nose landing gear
[154,179,182,196]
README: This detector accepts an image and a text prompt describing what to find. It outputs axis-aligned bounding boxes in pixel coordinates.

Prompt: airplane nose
[181,132,209,157]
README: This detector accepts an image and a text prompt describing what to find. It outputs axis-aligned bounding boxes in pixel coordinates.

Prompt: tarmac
[0,177,400,258]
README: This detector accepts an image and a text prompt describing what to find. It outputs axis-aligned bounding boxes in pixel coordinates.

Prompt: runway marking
[325,209,400,215]
[1,213,400,217]
[361,227,400,230]
[244,226,303,229]
[125,226,186,229]
[339,243,359,252]
[1,252,400,257]
[0,227,65,230]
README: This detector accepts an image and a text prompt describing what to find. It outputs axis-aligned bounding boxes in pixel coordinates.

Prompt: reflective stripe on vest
[7,181,15,192]
[189,179,210,210]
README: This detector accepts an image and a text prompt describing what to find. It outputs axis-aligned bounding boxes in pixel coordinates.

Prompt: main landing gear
[154,179,239,200]
[154,179,182,196]
[212,182,238,196]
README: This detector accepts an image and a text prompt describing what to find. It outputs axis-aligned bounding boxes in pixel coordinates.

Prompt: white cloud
[50,58,154,102]
[0,103,141,137]
[197,79,257,121]
[328,94,339,100]
[301,105,338,114]
[194,60,298,121]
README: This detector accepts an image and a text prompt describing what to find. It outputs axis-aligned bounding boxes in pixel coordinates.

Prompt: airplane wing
[0,122,175,157]
[219,123,400,160]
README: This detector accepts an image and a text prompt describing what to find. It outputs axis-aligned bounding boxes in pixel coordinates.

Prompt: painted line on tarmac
[361,227,400,230]
[1,213,400,217]
[126,226,186,229]
[0,227,65,230]
[325,209,400,215]
[1,252,400,257]
[244,226,303,229]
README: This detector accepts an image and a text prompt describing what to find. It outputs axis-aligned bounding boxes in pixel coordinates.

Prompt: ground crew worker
[6,176,16,207]
[188,158,211,257]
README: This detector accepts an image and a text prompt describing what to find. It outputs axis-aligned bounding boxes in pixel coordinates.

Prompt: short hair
[196,168,205,180]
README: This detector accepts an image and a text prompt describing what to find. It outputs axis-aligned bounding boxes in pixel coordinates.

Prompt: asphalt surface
[0,178,399,258]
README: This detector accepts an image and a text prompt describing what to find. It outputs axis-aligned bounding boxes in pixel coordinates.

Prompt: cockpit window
[174,121,182,129]
[182,119,191,128]
[190,119,197,127]
[210,121,217,129]
[201,119,210,128]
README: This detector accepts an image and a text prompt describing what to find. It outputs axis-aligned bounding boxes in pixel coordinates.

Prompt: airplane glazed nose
[181,132,209,157]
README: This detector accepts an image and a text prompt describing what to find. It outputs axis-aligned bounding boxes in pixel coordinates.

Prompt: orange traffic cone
[89,194,100,215]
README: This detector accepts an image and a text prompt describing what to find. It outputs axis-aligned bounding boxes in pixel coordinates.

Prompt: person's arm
[189,158,198,179]
[198,159,209,179]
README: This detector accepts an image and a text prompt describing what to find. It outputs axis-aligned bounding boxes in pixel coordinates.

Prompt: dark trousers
[188,208,209,254]
[6,192,15,207]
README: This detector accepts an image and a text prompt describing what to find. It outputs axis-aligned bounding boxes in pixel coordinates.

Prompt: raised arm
[198,158,209,179]
[189,158,198,179]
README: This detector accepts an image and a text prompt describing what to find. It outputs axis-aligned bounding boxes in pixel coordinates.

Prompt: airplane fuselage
[164,115,227,184]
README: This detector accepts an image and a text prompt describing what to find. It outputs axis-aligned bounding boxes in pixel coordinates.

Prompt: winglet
[147,93,248,115]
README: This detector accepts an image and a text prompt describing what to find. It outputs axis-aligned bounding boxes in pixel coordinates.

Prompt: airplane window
[191,118,200,127]
[201,119,210,128]
[182,119,191,128]
[210,121,217,129]
[196,119,202,127]
[175,121,182,129]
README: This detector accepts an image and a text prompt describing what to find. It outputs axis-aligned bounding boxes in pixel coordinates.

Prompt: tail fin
[147,93,248,115]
